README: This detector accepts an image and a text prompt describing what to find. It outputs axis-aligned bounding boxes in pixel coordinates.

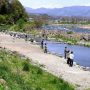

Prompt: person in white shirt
[69,51,74,67]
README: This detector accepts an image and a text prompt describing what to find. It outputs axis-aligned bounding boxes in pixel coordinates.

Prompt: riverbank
[48,37,90,48]
[79,25,90,29]
[52,24,90,30]
[0,32,90,90]
[43,24,90,47]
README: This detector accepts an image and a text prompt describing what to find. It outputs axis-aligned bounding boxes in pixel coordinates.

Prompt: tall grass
[0,49,74,90]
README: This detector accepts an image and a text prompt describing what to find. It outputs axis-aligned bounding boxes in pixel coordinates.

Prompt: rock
[73,62,77,66]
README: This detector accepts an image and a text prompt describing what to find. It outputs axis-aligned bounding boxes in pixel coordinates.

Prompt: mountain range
[25,6,90,17]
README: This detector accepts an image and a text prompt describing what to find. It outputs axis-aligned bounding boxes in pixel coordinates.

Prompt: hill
[25,6,90,17]
[0,48,74,90]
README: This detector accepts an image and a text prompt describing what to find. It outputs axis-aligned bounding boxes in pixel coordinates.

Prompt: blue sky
[19,0,90,9]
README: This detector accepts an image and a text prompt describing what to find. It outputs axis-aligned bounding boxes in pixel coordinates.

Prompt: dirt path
[0,32,90,90]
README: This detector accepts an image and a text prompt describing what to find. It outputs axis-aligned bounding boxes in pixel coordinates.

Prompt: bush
[0,15,6,24]
[0,64,10,72]
[23,61,30,71]
[67,31,73,34]
[16,18,25,29]
[37,68,43,75]
[50,79,57,84]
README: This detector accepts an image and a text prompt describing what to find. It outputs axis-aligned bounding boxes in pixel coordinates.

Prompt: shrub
[23,61,30,71]
[37,68,43,75]
[67,31,73,34]
[50,79,57,84]
[0,15,6,24]
[0,64,9,72]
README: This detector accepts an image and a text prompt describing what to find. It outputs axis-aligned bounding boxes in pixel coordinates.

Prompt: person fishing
[64,47,68,59]
[41,39,44,49]
[25,34,28,41]
[44,43,47,53]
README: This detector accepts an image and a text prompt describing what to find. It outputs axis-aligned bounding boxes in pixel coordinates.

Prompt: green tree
[16,18,25,29]
[34,20,43,28]
[0,0,28,24]
[0,15,6,23]
[10,0,28,22]
[0,0,10,14]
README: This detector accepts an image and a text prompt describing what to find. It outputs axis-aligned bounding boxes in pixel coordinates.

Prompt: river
[5,31,90,68]
[42,25,90,34]
[46,41,90,67]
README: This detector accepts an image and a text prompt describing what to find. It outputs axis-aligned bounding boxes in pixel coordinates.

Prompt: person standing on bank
[64,47,68,59]
[41,39,44,49]
[25,34,28,41]
[44,43,47,53]
[69,51,74,67]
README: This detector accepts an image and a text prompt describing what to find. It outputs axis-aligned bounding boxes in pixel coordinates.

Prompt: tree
[34,20,43,28]
[16,18,25,29]
[0,0,28,24]
[0,15,6,23]
[0,0,10,14]
[10,0,28,22]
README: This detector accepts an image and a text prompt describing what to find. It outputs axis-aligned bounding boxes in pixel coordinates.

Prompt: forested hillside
[0,0,28,24]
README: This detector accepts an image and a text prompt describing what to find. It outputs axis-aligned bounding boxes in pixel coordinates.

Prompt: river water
[46,41,90,67]
[42,25,90,34]
[42,25,90,67]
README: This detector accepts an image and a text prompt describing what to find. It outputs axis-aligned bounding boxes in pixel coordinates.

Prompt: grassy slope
[0,49,74,90]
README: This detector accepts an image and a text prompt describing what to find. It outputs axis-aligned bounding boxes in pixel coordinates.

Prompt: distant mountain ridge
[25,6,90,17]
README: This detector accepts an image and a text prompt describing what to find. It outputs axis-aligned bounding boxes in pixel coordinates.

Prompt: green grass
[51,34,78,44]
[0,25,11,32]
[0,49,74,90]
[0,85,4,90]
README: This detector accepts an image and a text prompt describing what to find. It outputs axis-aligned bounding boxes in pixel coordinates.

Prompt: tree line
[54,16,90,24]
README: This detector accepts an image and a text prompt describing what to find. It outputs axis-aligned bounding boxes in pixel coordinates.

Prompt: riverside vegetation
[0,48,74,90]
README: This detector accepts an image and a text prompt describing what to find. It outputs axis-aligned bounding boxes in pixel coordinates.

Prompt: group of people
[64,47,74,67]
[41,39,47,53]
[41,40,74,66]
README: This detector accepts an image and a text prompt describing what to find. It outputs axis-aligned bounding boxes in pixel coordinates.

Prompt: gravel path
[0,32,90,90]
